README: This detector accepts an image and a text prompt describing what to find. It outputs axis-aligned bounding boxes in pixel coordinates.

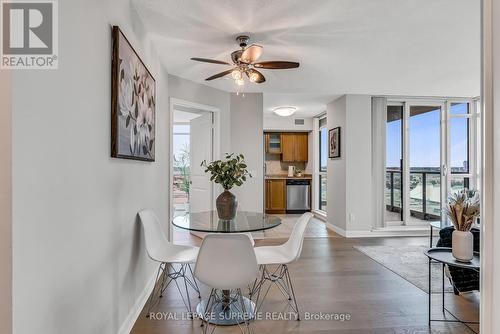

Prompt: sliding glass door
[384,99,474,226]
[407,104,444,224]
[385,105,404,223]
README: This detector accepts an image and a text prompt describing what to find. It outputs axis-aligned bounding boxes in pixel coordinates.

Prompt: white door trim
[169,98,221,241]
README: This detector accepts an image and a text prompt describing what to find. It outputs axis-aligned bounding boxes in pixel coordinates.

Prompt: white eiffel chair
[138,210,200,318]
[195,233,259,334]
[251,212,313,320]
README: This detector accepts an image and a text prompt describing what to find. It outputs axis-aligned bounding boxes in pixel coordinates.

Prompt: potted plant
[201,153,252,220]
[445,189,480,262]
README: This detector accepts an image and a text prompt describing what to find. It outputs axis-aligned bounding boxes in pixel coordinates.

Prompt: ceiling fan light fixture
[192,34,300,85]
[248,71,259,83]
[231,69,242,80]
[273,106,297,117]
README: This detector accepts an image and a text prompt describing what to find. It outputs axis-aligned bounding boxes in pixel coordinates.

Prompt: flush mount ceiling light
[273,106,297,117]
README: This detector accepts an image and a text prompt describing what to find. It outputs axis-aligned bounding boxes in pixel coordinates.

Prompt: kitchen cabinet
[295,133,308,162]
[281,133,295,161]
[281,133,308,162]
[265,133,282,154]
[265,179,286,213]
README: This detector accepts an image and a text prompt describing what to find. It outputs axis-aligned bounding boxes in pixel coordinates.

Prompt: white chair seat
[254,245,293,265]
[138,209,201,317]
[250,213,313,321]
[150,244,199,264]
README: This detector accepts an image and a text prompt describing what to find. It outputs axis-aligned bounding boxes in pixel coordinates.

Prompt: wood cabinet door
[294,133,309,162]
[264,133,270,153]
[265,180,270,210]
[281,133,295,162]
[266,179,286,212]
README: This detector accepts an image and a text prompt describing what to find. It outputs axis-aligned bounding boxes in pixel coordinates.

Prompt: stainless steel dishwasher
[286,179,311,213]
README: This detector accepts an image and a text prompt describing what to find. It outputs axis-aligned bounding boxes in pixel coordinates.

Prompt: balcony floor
[385,210,436,225]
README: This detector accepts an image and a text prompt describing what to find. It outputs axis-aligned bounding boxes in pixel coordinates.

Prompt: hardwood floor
[131,234,479,334]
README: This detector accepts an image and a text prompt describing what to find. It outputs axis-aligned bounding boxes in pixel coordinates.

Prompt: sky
[386,103,468,170]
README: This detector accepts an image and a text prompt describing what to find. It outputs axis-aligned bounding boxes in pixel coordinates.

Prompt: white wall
[0,69,12,334]
[11,1,169,333]
[483,0,500,331]
[492,2,500,330]
[326,96,347,231]
[168,74,231,154]
[263,115,313,131]
[230,93,264,212]
[345,95,373,231]
[326,95,372,234]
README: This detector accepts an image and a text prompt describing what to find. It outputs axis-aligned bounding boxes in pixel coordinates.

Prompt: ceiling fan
[191,35,299,86]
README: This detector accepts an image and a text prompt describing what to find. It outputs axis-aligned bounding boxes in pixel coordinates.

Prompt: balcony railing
[385,169,441,221]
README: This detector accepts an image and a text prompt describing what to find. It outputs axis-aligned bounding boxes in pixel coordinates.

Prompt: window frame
[317,116,328,213]
[383,97,478,226]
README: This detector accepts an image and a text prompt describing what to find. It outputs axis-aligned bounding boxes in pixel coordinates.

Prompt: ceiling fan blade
[240,44,263,63]
[191,57,230,65]
[246,69,266,83]
[205,68,235,81]
[253,61,300,69]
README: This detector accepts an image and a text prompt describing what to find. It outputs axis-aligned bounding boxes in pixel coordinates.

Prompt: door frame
[169,98,220,241]
[404,100,446,225]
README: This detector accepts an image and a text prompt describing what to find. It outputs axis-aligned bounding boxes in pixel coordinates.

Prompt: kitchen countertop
[265,174,312,180]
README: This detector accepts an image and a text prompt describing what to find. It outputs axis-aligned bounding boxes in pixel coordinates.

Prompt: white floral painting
[112,26,155,161]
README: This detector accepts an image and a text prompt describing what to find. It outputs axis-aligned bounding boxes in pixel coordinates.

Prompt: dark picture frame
[111,26,156,161]
[329,127,341,158]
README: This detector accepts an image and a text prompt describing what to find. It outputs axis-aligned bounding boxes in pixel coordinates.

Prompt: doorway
[170,99,219,223]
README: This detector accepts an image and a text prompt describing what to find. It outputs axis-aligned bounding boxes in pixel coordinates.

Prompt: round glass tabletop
[172,211,281,233]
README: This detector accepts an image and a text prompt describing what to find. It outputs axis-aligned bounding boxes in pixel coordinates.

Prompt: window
[383,99,476,227]
[173,123,190,216]
[385,105,403,222]
[318,117,327,212]
[449,102,471,193]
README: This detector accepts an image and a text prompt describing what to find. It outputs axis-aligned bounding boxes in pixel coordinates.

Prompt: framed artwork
[111,26,156,161]
[329,127,341,158]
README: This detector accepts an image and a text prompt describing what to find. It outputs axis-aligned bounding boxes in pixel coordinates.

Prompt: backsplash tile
[265,153,306,175]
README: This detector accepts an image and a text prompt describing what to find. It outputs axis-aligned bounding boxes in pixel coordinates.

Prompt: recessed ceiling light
[273,106,297,117]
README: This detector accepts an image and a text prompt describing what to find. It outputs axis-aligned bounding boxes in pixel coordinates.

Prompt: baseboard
[325,223,429,238]
[325,223,346,237]
[346,227,429,238]
[117,268,157,334]
[312,210,327,222]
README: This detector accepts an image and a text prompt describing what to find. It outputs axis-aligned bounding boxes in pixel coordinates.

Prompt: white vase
[452,230,473,262]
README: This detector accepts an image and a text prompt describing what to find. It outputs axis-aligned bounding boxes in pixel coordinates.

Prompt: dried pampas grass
[445,191,480,232]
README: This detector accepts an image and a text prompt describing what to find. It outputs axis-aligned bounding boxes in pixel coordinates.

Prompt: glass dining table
[172,210,282,326]
[172,210,281,233]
